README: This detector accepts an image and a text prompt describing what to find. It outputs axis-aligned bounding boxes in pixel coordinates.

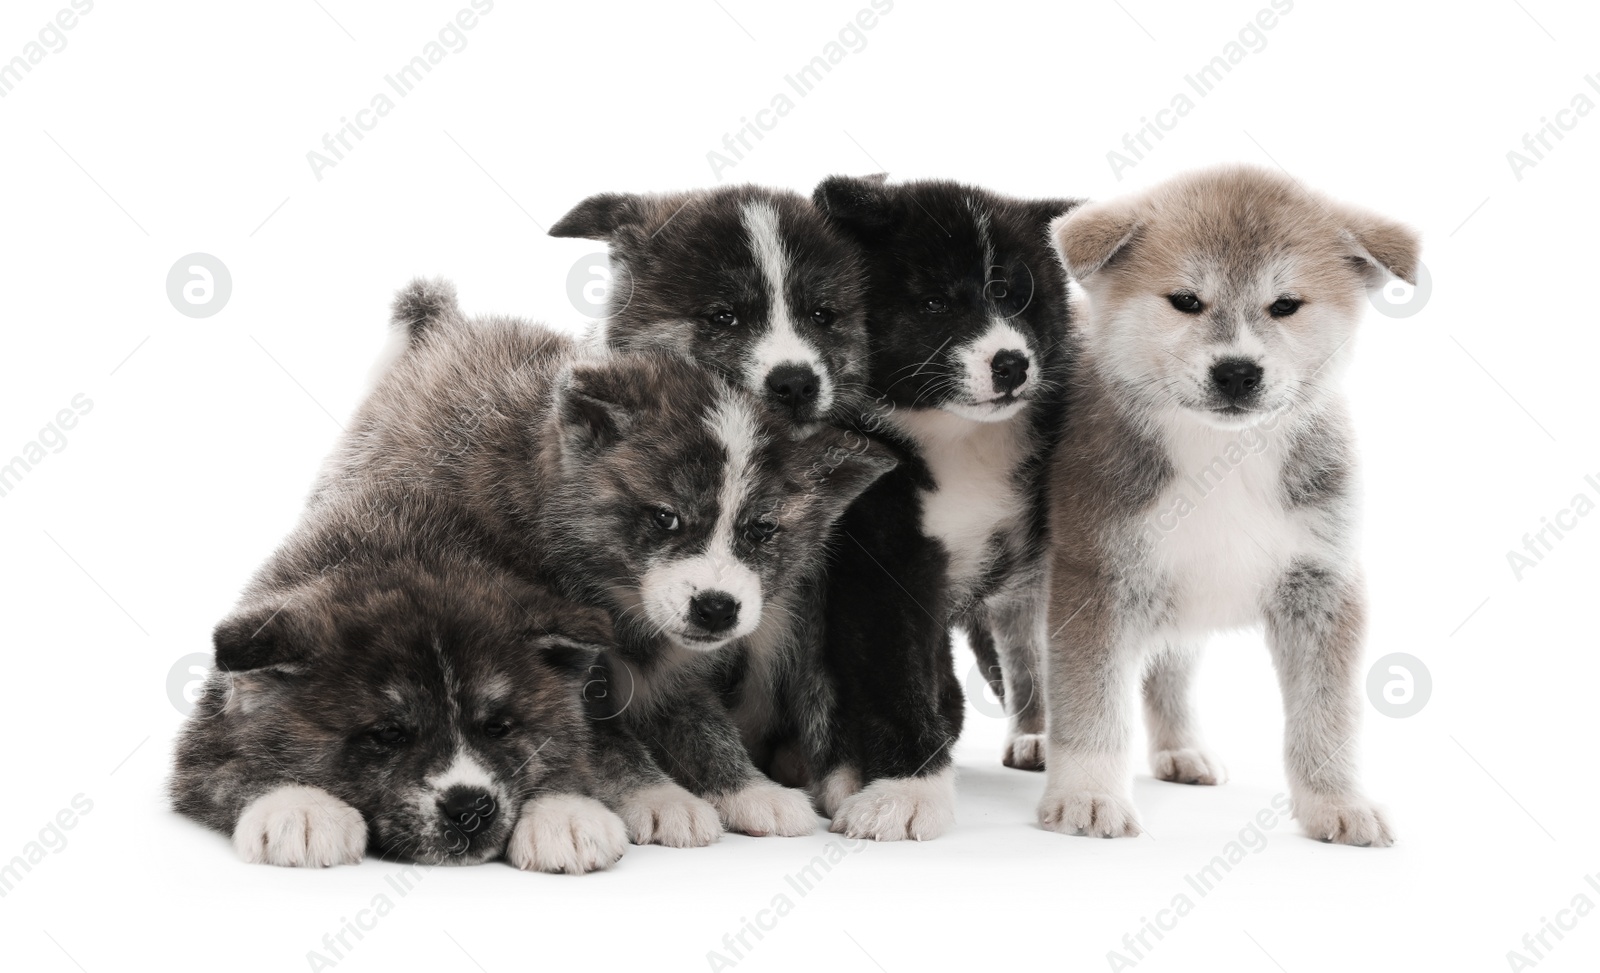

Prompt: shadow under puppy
[1037,165,1419,845]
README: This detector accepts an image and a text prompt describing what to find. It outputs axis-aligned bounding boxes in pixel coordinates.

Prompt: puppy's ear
[796,426,898,514]
[1340,206,1421,286]
[554,361,640,451]
[531,637,605,681]
[1050,200,1140,280]
[550,192,691,245]
[549,192,644,241]
[1021,198,1083,237]
[813,174,894,236]
[212,598,323,673]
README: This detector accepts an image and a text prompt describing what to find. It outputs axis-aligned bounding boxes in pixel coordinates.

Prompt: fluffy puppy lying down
[172,537,636,872]
[1038,165,1419,846]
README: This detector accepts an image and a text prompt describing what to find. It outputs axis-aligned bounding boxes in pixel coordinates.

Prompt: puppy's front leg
[636,682,818,838]
[1264,563,1394,847]
[1143,642,1227,785]
[1038,582,1145,838]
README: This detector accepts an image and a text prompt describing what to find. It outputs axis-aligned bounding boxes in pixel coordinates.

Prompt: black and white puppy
[807,176,1077,838]
[550,185,869,429]
[550,188,903,835]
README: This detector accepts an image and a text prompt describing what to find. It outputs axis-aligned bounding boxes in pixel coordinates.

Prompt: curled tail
[390,277,461,345]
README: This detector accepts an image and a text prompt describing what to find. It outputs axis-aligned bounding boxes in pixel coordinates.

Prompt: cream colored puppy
[1038,165,1418,846]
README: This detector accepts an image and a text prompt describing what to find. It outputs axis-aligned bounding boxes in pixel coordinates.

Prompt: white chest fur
[1141,416,1310,633]
[891,408,1028,592]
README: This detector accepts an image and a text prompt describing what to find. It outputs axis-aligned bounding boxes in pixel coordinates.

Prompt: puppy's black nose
[990,350,1029,394]
[765,364,820,413]
[441,787,496,836]
[689,592,739,633]
[1210,359,1263,401]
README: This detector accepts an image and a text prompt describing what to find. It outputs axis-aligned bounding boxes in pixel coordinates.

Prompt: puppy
[172,548,640,872]
[375,281,894,837]
[550,185,869,428]
[552,190,907,833]
[805,176,1077,838]
[1037,165,1419,845]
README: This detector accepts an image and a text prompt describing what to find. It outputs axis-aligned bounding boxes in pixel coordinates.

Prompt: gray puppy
[171,540,636,871]
[1037,165,1419,846]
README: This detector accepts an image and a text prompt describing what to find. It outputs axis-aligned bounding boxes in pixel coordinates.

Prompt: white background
[1,1,1596,971]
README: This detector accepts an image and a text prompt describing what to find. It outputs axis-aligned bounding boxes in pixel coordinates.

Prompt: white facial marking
[638,392,766,650]
[943,318,1035,422]
[428,748,498,793]
[741,201,834,415]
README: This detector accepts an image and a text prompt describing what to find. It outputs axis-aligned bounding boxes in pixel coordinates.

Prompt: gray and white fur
[1036,165,1420,846]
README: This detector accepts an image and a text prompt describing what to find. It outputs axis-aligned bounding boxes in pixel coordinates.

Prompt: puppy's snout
[990,349,1029,394]
[1209,359,1263,402]
[689,591,740,633]
[765,364,820,415]
[441,787,496,839]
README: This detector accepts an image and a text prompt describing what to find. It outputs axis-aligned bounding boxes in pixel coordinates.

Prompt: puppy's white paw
[710,781,817,837]
[1003,733,1047,771]
[1151,747,1227,785]
[811,765,862,818]
[1038,787,1142,838]
[506,795,627,873]
[1295,794,1395,847]
[233,785,366,867]
[617,783,722,848]
[829,770,955,841]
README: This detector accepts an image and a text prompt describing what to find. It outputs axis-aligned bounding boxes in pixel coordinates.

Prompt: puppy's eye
[921,298,949,314]
[810,308,836,327]
[746,517,778,543]
[1168,292,1204,314]
[651,508,681,532]
[371,724,408,746]
[1268,297,1303,318]
[708,310,738,328]
[482,718,512,739]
